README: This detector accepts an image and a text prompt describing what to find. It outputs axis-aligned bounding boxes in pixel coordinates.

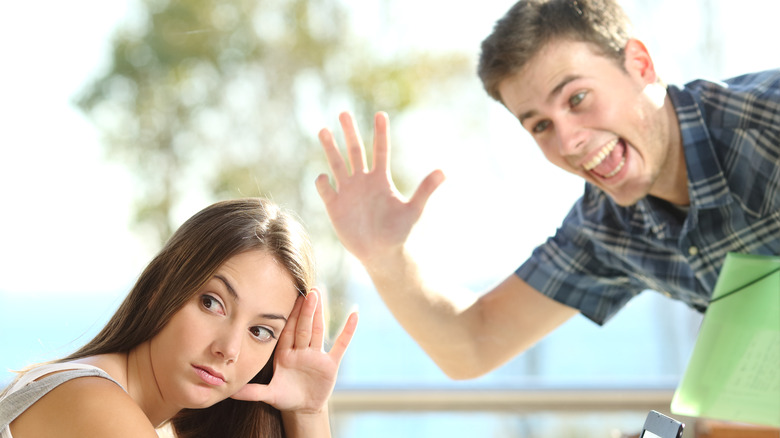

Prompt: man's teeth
[583,139,619,171]
[604,157,625,178]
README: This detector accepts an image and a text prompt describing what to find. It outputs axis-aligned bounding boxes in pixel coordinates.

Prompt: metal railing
[331,387,676,413]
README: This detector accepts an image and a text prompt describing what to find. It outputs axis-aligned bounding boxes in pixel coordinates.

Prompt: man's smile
[583,138,626,179]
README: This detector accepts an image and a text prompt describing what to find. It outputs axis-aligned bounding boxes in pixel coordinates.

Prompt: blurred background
[1,0,777,436]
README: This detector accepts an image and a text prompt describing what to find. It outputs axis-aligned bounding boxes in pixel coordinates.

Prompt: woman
[0,198,358,437]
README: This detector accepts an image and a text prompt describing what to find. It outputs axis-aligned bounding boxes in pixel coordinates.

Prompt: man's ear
[623,38,657,85]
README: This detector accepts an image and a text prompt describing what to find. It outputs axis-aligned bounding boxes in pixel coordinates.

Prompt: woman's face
[149,249,300,409]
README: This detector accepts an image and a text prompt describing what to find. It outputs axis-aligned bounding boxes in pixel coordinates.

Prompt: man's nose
[556,117,587,156]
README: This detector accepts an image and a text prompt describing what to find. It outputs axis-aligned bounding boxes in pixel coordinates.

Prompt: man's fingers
[318,128,349,182]
[372,111,390,172]
[315,173,337,204]
[410,169,446,212]
[339,111,368,174]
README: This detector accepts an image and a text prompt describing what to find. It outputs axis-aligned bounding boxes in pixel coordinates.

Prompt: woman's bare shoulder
[10,375,158,438]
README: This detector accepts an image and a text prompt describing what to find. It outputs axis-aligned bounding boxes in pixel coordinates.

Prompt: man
[314,0,780,379]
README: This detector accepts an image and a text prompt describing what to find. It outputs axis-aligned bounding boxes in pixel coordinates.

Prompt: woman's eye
[201,295,225,315]
[532,119,550,133]
[569,91,586,107]
[249,326,275,342]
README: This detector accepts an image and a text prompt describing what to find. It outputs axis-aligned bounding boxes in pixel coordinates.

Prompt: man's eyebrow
[549,74,580,101]
[518,109,538,126]
[215,274,239,301]
[519,74,583,126]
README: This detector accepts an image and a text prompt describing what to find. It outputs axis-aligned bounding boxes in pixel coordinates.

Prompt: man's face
[498,39,676,206]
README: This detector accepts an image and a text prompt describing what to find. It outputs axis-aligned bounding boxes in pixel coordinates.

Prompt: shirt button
[688,246,699,256]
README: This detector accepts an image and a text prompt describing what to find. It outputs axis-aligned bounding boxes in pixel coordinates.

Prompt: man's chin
[603,187,647,207]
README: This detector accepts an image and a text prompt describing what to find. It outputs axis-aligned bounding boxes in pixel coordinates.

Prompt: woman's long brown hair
[61,198,315,437]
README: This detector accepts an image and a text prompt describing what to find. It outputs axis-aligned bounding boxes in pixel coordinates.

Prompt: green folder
[671,252,780,427]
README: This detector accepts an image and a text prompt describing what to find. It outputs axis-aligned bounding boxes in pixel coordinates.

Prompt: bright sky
[0,1,148,296]
[1,0,778,300]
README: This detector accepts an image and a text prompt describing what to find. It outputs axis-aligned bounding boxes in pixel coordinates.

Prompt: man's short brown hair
[478,0,634,103]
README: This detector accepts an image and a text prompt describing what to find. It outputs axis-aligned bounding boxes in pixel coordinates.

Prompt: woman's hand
[230,288,357,415]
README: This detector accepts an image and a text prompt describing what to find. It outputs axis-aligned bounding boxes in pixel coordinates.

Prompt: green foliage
[75,0,471,330]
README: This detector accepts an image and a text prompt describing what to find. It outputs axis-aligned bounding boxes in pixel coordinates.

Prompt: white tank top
[0,363,123,438]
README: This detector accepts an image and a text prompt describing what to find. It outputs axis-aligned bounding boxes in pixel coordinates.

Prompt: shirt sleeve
[515,195,646,325]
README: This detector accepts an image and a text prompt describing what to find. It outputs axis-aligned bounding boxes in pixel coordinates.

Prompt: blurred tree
[75,0,471,333]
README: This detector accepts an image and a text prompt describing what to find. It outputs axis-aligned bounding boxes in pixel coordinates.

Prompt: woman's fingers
[310,288,325,351]
[328,312,359,363]
[230,381,268,402]
[278,294,305,350]
[293,290,318,349]
[281,289,353,354]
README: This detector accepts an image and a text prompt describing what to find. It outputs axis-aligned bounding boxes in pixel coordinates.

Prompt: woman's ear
[623,38,657,85]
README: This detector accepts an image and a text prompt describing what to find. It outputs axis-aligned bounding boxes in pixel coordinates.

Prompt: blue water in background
[1,285,701,388]
[0,290,126,383]
[337,275,702,390]
[0,283,702,437]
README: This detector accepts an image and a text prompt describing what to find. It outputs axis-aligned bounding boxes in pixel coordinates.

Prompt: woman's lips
[193,365,226,386]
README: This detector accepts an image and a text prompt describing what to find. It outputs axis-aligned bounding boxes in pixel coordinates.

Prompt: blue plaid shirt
[516,69,780,325]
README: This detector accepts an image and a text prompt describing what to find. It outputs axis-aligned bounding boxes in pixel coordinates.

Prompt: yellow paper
[671,252,780,427]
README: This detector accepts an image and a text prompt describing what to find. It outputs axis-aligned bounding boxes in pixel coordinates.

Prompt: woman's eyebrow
[215,274,239,301]
[213,274,288,323]
[264,314,288,323]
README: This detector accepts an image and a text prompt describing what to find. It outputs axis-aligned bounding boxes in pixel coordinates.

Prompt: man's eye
[533,120,550,133]
[569,91,586,107]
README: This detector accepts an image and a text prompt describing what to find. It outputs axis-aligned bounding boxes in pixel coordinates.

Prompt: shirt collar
[582,84,733,238]
[666,83,732,210]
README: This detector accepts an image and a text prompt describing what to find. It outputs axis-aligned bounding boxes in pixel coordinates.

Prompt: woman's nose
[212,327,242,364]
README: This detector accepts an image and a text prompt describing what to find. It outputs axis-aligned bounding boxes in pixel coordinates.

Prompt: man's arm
[365,246,578,379]
[316,112,578,379]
